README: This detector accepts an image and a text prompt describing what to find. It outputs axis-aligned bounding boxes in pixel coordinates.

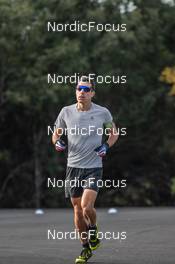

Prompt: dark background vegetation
[0,0,175,208]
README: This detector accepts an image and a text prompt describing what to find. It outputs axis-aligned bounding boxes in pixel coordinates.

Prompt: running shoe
[89,225,100,250]
[75,247,92,264]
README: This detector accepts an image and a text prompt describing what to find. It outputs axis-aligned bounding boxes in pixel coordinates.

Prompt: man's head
[76,76,95,104]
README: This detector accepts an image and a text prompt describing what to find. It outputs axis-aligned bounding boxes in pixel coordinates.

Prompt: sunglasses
[76,86,91,92]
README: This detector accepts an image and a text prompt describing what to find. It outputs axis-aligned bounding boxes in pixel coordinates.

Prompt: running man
[52,76,119,263]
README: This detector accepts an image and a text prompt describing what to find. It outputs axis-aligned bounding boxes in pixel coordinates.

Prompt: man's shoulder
[61,104,76,112]
[57,104,76,118]
[92,103,111,113]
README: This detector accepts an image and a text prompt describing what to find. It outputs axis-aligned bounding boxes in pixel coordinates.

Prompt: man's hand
[55,139,66,152]
[94,143,109,157]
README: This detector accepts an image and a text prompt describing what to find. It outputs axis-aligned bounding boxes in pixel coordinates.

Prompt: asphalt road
[0,208,175,264]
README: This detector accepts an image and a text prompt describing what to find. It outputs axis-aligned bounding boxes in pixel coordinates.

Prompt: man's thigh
[66,167,102,201]
[71,189,97,210]
[81,189,98,208]
[65,167,84,198]
[81,167,103,205]
[71,197,82,208]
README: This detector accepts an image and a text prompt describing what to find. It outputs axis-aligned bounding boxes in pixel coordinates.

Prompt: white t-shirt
[55,102,113,168]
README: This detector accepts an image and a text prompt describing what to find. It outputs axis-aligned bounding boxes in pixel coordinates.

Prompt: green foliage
[0,0,175,207]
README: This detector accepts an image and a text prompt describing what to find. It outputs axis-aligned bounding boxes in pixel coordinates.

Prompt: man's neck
[77,102,92,111]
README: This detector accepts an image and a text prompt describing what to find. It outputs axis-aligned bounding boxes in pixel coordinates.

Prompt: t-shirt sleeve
[54,108,66,130]
[103,108,113,128]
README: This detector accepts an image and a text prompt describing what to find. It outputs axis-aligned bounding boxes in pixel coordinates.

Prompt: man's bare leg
[71,197,93,264]
[81,189,100,250]
[81,189,97,226]
[71,197,89,244]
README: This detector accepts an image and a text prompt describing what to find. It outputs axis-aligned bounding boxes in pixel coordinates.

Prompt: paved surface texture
[0,208,175,264]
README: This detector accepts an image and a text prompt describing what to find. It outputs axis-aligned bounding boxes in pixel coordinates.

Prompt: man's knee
[81,204,93,216]
[73,204,83,218]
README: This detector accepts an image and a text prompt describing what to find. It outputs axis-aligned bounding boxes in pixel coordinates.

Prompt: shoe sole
[89,242,100,251]
[75,253,93,264]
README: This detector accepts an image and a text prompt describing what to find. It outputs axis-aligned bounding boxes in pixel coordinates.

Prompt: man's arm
[52,128,66,152]
[106,122,119,147]
[52,128,62,145]
[94,122,118,157]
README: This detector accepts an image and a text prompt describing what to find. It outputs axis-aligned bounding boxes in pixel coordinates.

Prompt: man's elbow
[52,127,62,144]
[52,133,56,145]
[111,127,119,141]
[52,131,59,145]
[113,133,119,143]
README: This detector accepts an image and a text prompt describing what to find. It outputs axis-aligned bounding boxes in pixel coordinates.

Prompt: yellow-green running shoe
[75,247,92,264]
[89,225,100,251]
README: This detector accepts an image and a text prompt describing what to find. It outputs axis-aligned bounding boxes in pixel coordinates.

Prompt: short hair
[79,76,95,91]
